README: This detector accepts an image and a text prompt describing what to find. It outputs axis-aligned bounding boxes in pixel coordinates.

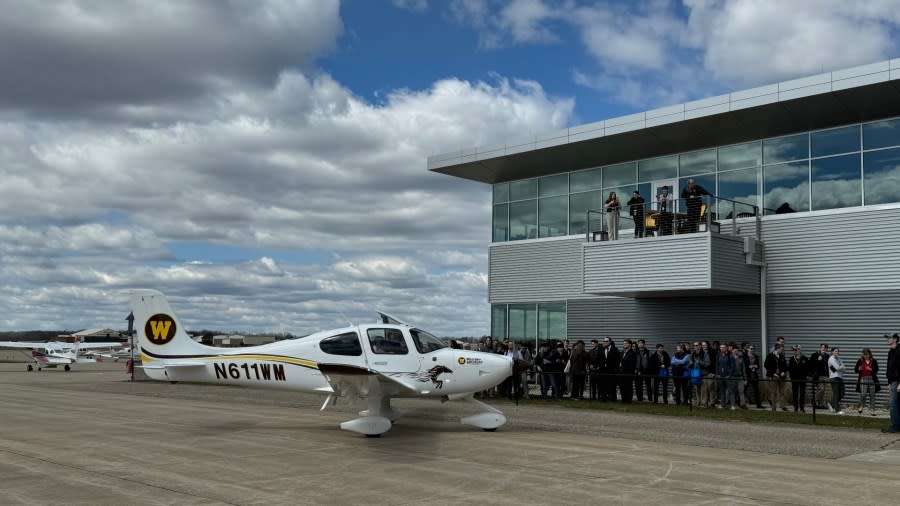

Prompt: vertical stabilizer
[129,289,213,359]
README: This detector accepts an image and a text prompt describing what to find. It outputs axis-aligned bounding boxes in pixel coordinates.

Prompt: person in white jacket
[828,348,846,414]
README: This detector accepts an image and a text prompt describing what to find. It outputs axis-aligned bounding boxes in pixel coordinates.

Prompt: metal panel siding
[489,238,584,303]
[583,235,711,293]
[710,235,760,293]
[567,296,761,348]
[767,291,897,404]
[760,207,900,294]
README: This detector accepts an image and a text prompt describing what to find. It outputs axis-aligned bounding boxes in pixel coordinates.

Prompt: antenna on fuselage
[336,310,354,327]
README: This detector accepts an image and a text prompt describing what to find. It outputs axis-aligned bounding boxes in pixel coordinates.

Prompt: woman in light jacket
[604,191,620,240]
[828,347,846,414]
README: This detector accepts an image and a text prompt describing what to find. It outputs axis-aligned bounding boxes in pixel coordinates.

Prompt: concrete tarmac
[1,363,898,505]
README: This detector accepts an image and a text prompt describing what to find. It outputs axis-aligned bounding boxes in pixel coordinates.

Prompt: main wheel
[64,365,71,372]
[482,428,498,432]
[26,364,33,372]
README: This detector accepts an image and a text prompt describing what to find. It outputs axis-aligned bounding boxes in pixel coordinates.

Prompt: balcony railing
[586,195,764,242]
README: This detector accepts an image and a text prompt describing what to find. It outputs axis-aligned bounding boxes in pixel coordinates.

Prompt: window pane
[764,133,808,164]
[492,204,508,242]
[863,118,900,150]
[538,302,566,341]
[569,190,603,235]
[719,141,761,171]
[570,167,602,192]
[717,167,760,217]
[863,147,900,205]
[539,173,568,197]
[811,125,860,158]
[638,155,677,182]
[509,178,537,201]
[493,183,509,204]
[367,328,409,355]
[811,154,861,210]
[319,332,362,356]
[491,305,507,340]
[508,304,536,341]
[508,199,537,240]
[764,162,809,214]
[603,162,636,188]
[410,329,447,354]
[679,149,716,176]
[538,195,568,238]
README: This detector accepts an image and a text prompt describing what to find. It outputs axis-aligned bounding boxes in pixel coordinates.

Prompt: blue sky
[1,0,899,336]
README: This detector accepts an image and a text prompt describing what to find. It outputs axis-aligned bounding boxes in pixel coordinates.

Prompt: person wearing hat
[627,190,645,238]
[885,333,900,433]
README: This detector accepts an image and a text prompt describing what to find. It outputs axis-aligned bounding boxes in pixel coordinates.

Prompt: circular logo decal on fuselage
[145,314,177,346]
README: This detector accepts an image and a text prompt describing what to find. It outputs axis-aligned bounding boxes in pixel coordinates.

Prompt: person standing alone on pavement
[884,334,900,433]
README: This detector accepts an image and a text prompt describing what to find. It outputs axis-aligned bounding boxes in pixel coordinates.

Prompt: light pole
[126,312,134,382]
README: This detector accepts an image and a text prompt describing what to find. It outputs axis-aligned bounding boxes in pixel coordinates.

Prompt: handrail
[585,194,761,242]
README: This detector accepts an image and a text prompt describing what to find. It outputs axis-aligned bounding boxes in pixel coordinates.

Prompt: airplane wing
[76,342,125,350]
[0,341,53,349]
[317,364,421,399]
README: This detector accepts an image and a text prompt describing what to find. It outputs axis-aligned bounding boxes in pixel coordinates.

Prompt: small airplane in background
[0,337,124,371]
[131,289,530,437]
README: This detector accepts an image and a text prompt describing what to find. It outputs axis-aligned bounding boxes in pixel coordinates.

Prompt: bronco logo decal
[404,365,453,389]
[145,313,176,346]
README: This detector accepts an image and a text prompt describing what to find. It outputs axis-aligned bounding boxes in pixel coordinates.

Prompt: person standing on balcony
[681,178,710,233]
[604,191,620,240]
[627,190,645,238]
[657,186,674,235]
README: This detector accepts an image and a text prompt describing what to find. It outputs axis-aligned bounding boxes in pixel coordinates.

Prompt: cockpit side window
[410,329,447,354]
[319,332,362,356]
[366,328,408,355]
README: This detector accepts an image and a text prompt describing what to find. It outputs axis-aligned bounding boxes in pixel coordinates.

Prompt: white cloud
[392,0,429,12]
[0,2,574,335]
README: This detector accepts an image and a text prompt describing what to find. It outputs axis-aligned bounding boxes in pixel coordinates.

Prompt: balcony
[581,196,763,298]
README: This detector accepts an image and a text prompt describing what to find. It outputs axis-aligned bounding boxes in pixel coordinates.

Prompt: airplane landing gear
[460,397,507,432]
[64,365,71,372]
[26,364,33,372]
[341,394,393,437]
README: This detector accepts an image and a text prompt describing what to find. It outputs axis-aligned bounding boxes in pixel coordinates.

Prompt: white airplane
[131,289,529,436]
[0,337,124,371]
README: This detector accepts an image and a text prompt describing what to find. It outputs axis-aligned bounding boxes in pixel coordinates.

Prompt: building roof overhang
[428,60,900,184]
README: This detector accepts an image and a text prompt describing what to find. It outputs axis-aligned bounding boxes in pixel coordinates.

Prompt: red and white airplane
[0,337,124,371]
[132,289,529,436]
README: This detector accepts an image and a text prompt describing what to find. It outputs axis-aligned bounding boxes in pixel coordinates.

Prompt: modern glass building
[429,59,900,358]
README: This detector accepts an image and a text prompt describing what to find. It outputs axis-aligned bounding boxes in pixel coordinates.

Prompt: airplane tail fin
[129,289,215,360]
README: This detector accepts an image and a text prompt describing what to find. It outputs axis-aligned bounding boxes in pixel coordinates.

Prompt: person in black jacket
[649,344,672,403]
[619,340,637,403]
[634,339,651,401]
[884,334,900,433]
[765,344,789,410]
[681,178,710,233]
[601,337,620,402]
[809,343,831,409]
[588,339,602,401]
[788,345,810,412]
[627,191,645,238]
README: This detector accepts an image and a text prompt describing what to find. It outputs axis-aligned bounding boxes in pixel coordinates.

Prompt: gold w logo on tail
[145,314,177,346]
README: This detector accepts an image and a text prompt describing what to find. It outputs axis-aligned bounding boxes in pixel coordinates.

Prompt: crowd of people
[468,333,900,433]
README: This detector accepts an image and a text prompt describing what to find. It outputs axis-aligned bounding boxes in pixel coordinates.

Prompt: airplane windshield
[410,329,447,354]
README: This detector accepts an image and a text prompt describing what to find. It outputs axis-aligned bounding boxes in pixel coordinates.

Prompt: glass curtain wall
[492,116,900,242]
[493,303,567,346]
